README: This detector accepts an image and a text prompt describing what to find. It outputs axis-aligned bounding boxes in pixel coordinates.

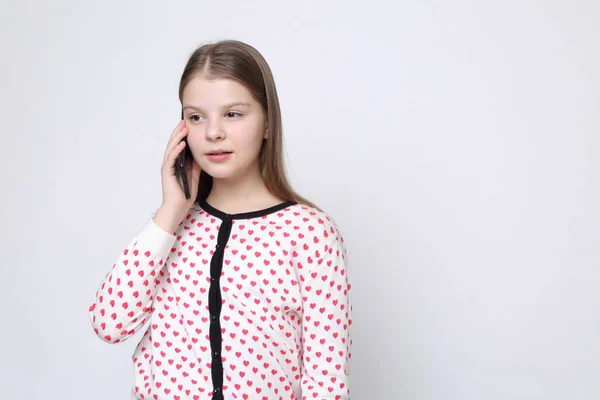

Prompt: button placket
[207,216,232,399]
[193,199,298,398]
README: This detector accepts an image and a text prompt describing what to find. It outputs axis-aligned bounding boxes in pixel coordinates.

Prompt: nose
[205,118,225,141]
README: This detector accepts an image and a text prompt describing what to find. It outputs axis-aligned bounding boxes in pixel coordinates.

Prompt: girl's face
[181,76,268,181]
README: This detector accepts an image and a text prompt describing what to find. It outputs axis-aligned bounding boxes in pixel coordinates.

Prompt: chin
[207,172,233,179]
[202,165,237,179]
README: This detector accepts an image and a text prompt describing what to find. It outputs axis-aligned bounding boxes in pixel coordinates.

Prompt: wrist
[153,206,183,234]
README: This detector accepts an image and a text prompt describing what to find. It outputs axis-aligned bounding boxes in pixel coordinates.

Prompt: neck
[205,164,282,214]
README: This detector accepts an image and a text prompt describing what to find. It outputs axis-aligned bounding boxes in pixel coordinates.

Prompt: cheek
[186,138,204,163]
[229,128,263,152]
[239,123,266,145]
[186,130,203,148]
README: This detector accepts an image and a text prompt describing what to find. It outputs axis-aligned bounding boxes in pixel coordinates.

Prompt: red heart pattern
[89,202,353,399]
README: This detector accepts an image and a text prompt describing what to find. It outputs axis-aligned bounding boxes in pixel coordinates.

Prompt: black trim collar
[199,198,298,220]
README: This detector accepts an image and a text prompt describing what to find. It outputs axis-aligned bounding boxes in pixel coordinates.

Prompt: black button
[210,276,215,282]
[213,387,221,394]
[210,314,217,322]
[215,244,220,249]
[212,350,220,359]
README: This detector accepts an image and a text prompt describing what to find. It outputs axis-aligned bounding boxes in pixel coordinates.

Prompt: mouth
[206,151,233,162]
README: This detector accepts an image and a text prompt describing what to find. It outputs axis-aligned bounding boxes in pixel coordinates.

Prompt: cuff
[134,218,177,260]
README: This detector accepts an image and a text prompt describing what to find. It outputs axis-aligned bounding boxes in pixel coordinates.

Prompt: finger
[163,123,184,164]
[163,140,186,173]
[163,127,188,164]
[165,120,186,152]
[166,120,184,146]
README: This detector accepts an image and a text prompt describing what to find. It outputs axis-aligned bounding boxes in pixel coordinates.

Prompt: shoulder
[286,202,345,246]
[290,204,350,280]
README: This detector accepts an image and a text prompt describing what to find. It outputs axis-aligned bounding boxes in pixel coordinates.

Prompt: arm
[299,222,353,399]
[88,217,176,344]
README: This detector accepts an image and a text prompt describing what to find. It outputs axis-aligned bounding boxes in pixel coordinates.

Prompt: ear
[264,124,268,139]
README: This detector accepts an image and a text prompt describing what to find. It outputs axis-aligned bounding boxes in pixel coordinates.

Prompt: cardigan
[88,199,353,399]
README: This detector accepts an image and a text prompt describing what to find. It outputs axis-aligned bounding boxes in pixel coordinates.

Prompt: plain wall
[1,0,598,398]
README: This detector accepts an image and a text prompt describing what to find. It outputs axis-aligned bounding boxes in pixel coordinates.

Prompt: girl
[88,39,353,400]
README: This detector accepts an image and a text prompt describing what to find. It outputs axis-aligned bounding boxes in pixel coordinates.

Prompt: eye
[226,112,242,118]
[190,114,204,122]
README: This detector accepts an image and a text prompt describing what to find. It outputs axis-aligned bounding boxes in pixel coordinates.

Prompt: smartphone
[175,109,193,199]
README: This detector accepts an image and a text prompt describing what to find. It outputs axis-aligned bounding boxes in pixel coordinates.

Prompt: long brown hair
[178,39,322,212]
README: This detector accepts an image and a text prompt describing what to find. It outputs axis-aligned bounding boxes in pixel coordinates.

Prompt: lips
[207,150,233,155]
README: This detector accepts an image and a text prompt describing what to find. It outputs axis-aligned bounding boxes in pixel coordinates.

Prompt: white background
[1,0,599,399]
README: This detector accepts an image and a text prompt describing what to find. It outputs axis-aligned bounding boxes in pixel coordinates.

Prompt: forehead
[182,77,256,109]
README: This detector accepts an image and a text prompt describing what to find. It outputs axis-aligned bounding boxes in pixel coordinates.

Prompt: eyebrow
[183,101,251,111]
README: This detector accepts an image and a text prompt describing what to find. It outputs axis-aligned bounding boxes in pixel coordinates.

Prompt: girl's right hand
[158,119,201,220]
